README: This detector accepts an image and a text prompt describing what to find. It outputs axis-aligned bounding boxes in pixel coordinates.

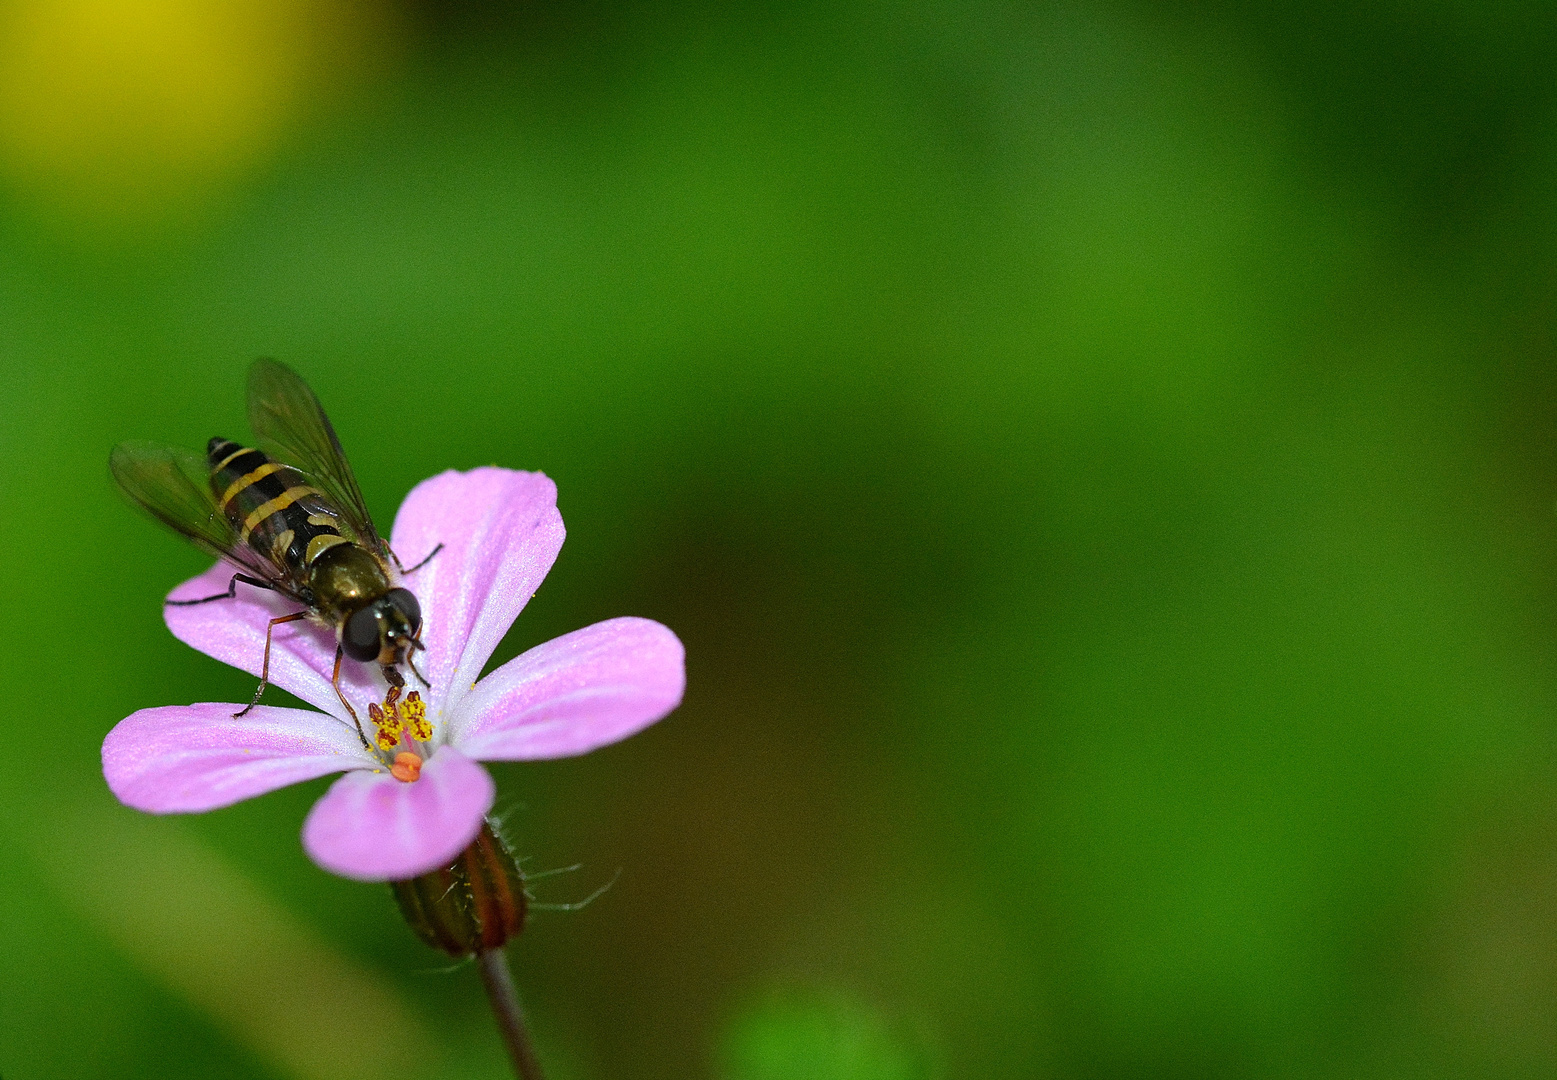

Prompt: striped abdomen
[206,437,352,573]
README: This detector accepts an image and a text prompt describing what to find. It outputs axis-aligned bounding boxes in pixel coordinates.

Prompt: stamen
[369,684,432,754]
[402,690,432,742]
[391,752,423,783]
[368,700,403,751]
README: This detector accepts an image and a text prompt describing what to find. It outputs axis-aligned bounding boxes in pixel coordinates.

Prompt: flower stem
[478,947,546,1080]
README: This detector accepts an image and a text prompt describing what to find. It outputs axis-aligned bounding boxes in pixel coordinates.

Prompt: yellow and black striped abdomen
[206,437,351,571]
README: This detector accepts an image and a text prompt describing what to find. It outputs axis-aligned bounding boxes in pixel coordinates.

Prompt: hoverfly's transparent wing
[246,357,385,555]
[110,441,285,587]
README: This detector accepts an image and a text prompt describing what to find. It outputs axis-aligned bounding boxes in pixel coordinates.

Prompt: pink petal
[103,703,376,813]
[388,468,566,719]
[452,617,685,761]
[163,563,382,720]
[301,745,495,881]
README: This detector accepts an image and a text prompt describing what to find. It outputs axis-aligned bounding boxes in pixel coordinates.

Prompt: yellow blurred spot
[0,0,392,225]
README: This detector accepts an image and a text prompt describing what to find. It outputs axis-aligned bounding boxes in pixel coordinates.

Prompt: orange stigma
[390,752,423,783]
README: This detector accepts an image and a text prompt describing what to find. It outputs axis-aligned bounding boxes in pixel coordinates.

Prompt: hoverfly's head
[342,588,423,667]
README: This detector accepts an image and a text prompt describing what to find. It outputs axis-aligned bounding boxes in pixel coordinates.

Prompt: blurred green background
[3,1,1557,1077]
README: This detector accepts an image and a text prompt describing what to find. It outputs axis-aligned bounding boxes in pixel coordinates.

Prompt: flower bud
[391,820,527,956]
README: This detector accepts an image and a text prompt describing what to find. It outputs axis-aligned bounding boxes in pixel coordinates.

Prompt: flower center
[390,752,424,783]
[366,686,433,752]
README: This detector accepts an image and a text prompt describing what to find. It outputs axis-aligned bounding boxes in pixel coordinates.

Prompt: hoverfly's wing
[110,441,290,589]
[246,358,385,556]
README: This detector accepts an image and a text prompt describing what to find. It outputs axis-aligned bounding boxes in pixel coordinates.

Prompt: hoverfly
[110,358,440,750]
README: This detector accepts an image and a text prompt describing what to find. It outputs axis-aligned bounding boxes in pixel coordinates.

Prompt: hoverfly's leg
[233,610,309,719]
[167,573,275,606]
[405,647,430,688]
[332,646,373,751]
[390,542,444,576]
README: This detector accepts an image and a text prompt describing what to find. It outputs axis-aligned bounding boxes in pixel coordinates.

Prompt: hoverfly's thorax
[308,543,391,623]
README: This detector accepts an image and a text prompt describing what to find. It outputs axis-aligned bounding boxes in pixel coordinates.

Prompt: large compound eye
[343,606,381,661]
[386,588,421,635]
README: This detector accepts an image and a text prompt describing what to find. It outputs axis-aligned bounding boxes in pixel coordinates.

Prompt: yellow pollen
[402,690,432,742]
[367,700,403,751]
[390,752,423,783]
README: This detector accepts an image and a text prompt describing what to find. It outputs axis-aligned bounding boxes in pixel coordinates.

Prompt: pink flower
[103,468,685,881]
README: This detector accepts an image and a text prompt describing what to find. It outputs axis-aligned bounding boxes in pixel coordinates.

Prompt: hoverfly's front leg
[404,645,430,688]
[234,610,309,718]
[389,542,444,576]
[167,573,275,606]
[333,646,373,751]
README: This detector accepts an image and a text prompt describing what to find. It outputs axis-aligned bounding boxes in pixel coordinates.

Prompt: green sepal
[391,820,527,956]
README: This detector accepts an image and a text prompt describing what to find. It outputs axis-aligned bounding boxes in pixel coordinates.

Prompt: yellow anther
[402,690,432,742]
[391,752,423,783]
[368,700,403,751]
